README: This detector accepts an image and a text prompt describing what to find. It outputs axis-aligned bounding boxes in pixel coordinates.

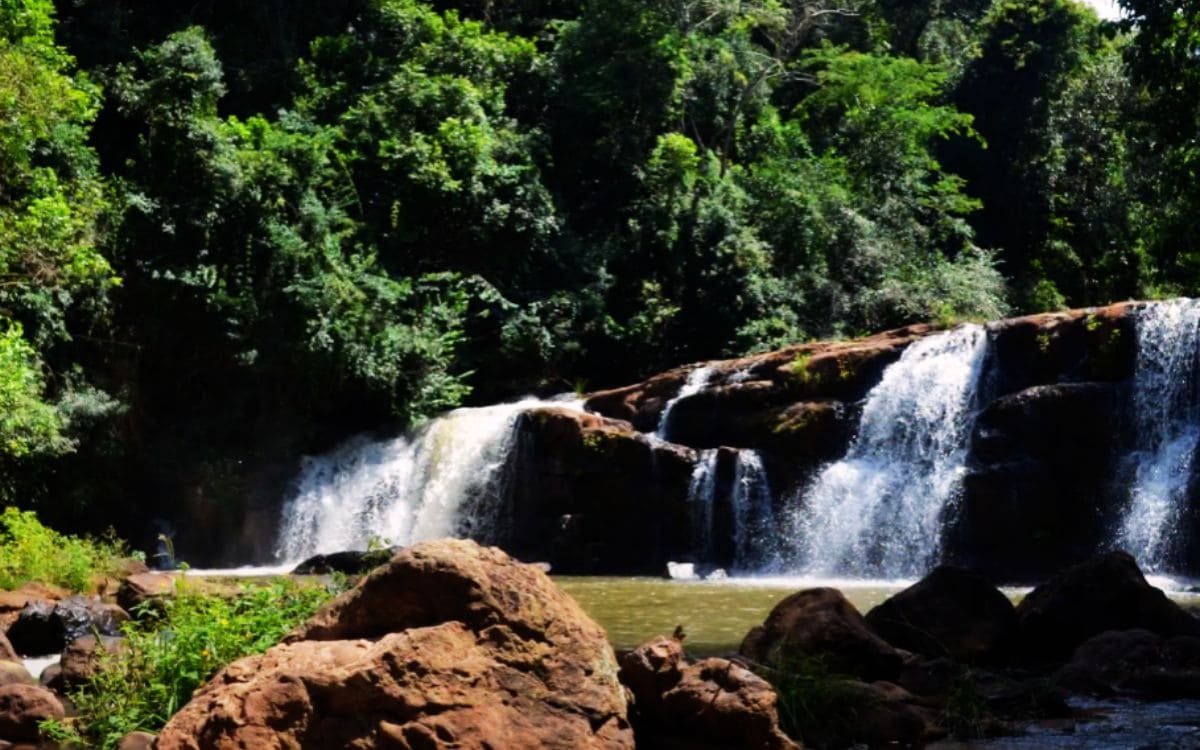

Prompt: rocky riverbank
[4,541,1200,748]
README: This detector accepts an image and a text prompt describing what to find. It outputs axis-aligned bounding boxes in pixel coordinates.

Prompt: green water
[555,577,909,655]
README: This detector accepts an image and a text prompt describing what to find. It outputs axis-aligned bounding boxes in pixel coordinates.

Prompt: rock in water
[865,566,1017,664]
[155,539,633,749]
[740,588,903,681]
[1015,551,1200,663]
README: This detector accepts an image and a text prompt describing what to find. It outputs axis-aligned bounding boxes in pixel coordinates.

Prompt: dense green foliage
[0,507,127,591]
[1,0,1198,549]
[45,579,334,749]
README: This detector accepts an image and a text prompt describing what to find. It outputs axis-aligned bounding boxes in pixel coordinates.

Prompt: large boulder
[6,596,128,656]
[1015,551,1200,663]
[0,684,63,743]
[865,566,1017,663]
[740,588,903,681]
[619,637,799,750]
[1057,629,1200,699]
[156,540,633,749]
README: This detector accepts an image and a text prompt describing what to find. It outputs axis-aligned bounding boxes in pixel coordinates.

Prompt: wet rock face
[740,587,903,682]
[507,407,696,574]
[5,596,128,656]
[954,382,1123,579]
[156,540,633,750]
[865,566,1018,664]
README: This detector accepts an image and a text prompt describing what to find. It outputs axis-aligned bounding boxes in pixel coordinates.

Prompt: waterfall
[686,448,778,572]
[732,450,777,572]
[274,398,575,563]
[791,325,989,578]
[1118,299,1200,572]
[688,450,719,561]
[656,366,714,440]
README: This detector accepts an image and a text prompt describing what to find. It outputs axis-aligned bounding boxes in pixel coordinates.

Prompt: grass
[0,507,130,592]
[43,578,336,749]
[754,655,873,749]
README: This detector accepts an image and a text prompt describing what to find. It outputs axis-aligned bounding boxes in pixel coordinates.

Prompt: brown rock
[620,637,798,750]
[848,681,939,746]
[0,664,32,689]
[156,540,633,749]
[60,635,126,689]
[0,636,16,664]
[0,684,63,742]
[740,588,903,681]
[117,730,156,750]
[865,566,1017,663]
[619,636,686,709]
[659,658,800,750]
[116,573,175,615]
[1015,551,1200,663]
[0,584,66,634]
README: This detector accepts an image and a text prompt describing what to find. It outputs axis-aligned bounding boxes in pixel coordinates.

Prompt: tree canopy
[1,0,1196,536]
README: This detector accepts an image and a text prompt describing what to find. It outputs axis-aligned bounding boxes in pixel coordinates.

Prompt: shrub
[0,507,128,591]
[45,578,334,749]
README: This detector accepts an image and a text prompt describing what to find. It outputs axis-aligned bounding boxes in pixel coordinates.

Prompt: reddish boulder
[156,540,633,749]
[0,684,63,742]
[740,588,903,681]
[865,566,1017,663]
[620,637,798,750]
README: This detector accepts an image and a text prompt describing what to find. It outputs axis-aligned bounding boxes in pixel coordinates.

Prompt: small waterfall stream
[1118,299,1200,572]
[732,450,777,571]
[685,448,778,573]
[791,325,990,578]
[275,398,576,563]
[656,366,714,440]
[688,450,719,562]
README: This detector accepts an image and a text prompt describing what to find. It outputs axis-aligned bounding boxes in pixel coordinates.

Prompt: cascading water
[1118,299,1200,572]
[732,450,777,572]
[688,450,719,561]
[791,325,989,578]
[685,448,778,572]
[274,398,576,563]
[656,366,714,440]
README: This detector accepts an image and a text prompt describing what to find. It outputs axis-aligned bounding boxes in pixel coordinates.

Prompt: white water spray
[1119,300,1200,571]
[274,398,576,563]
[792,325,989,578]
